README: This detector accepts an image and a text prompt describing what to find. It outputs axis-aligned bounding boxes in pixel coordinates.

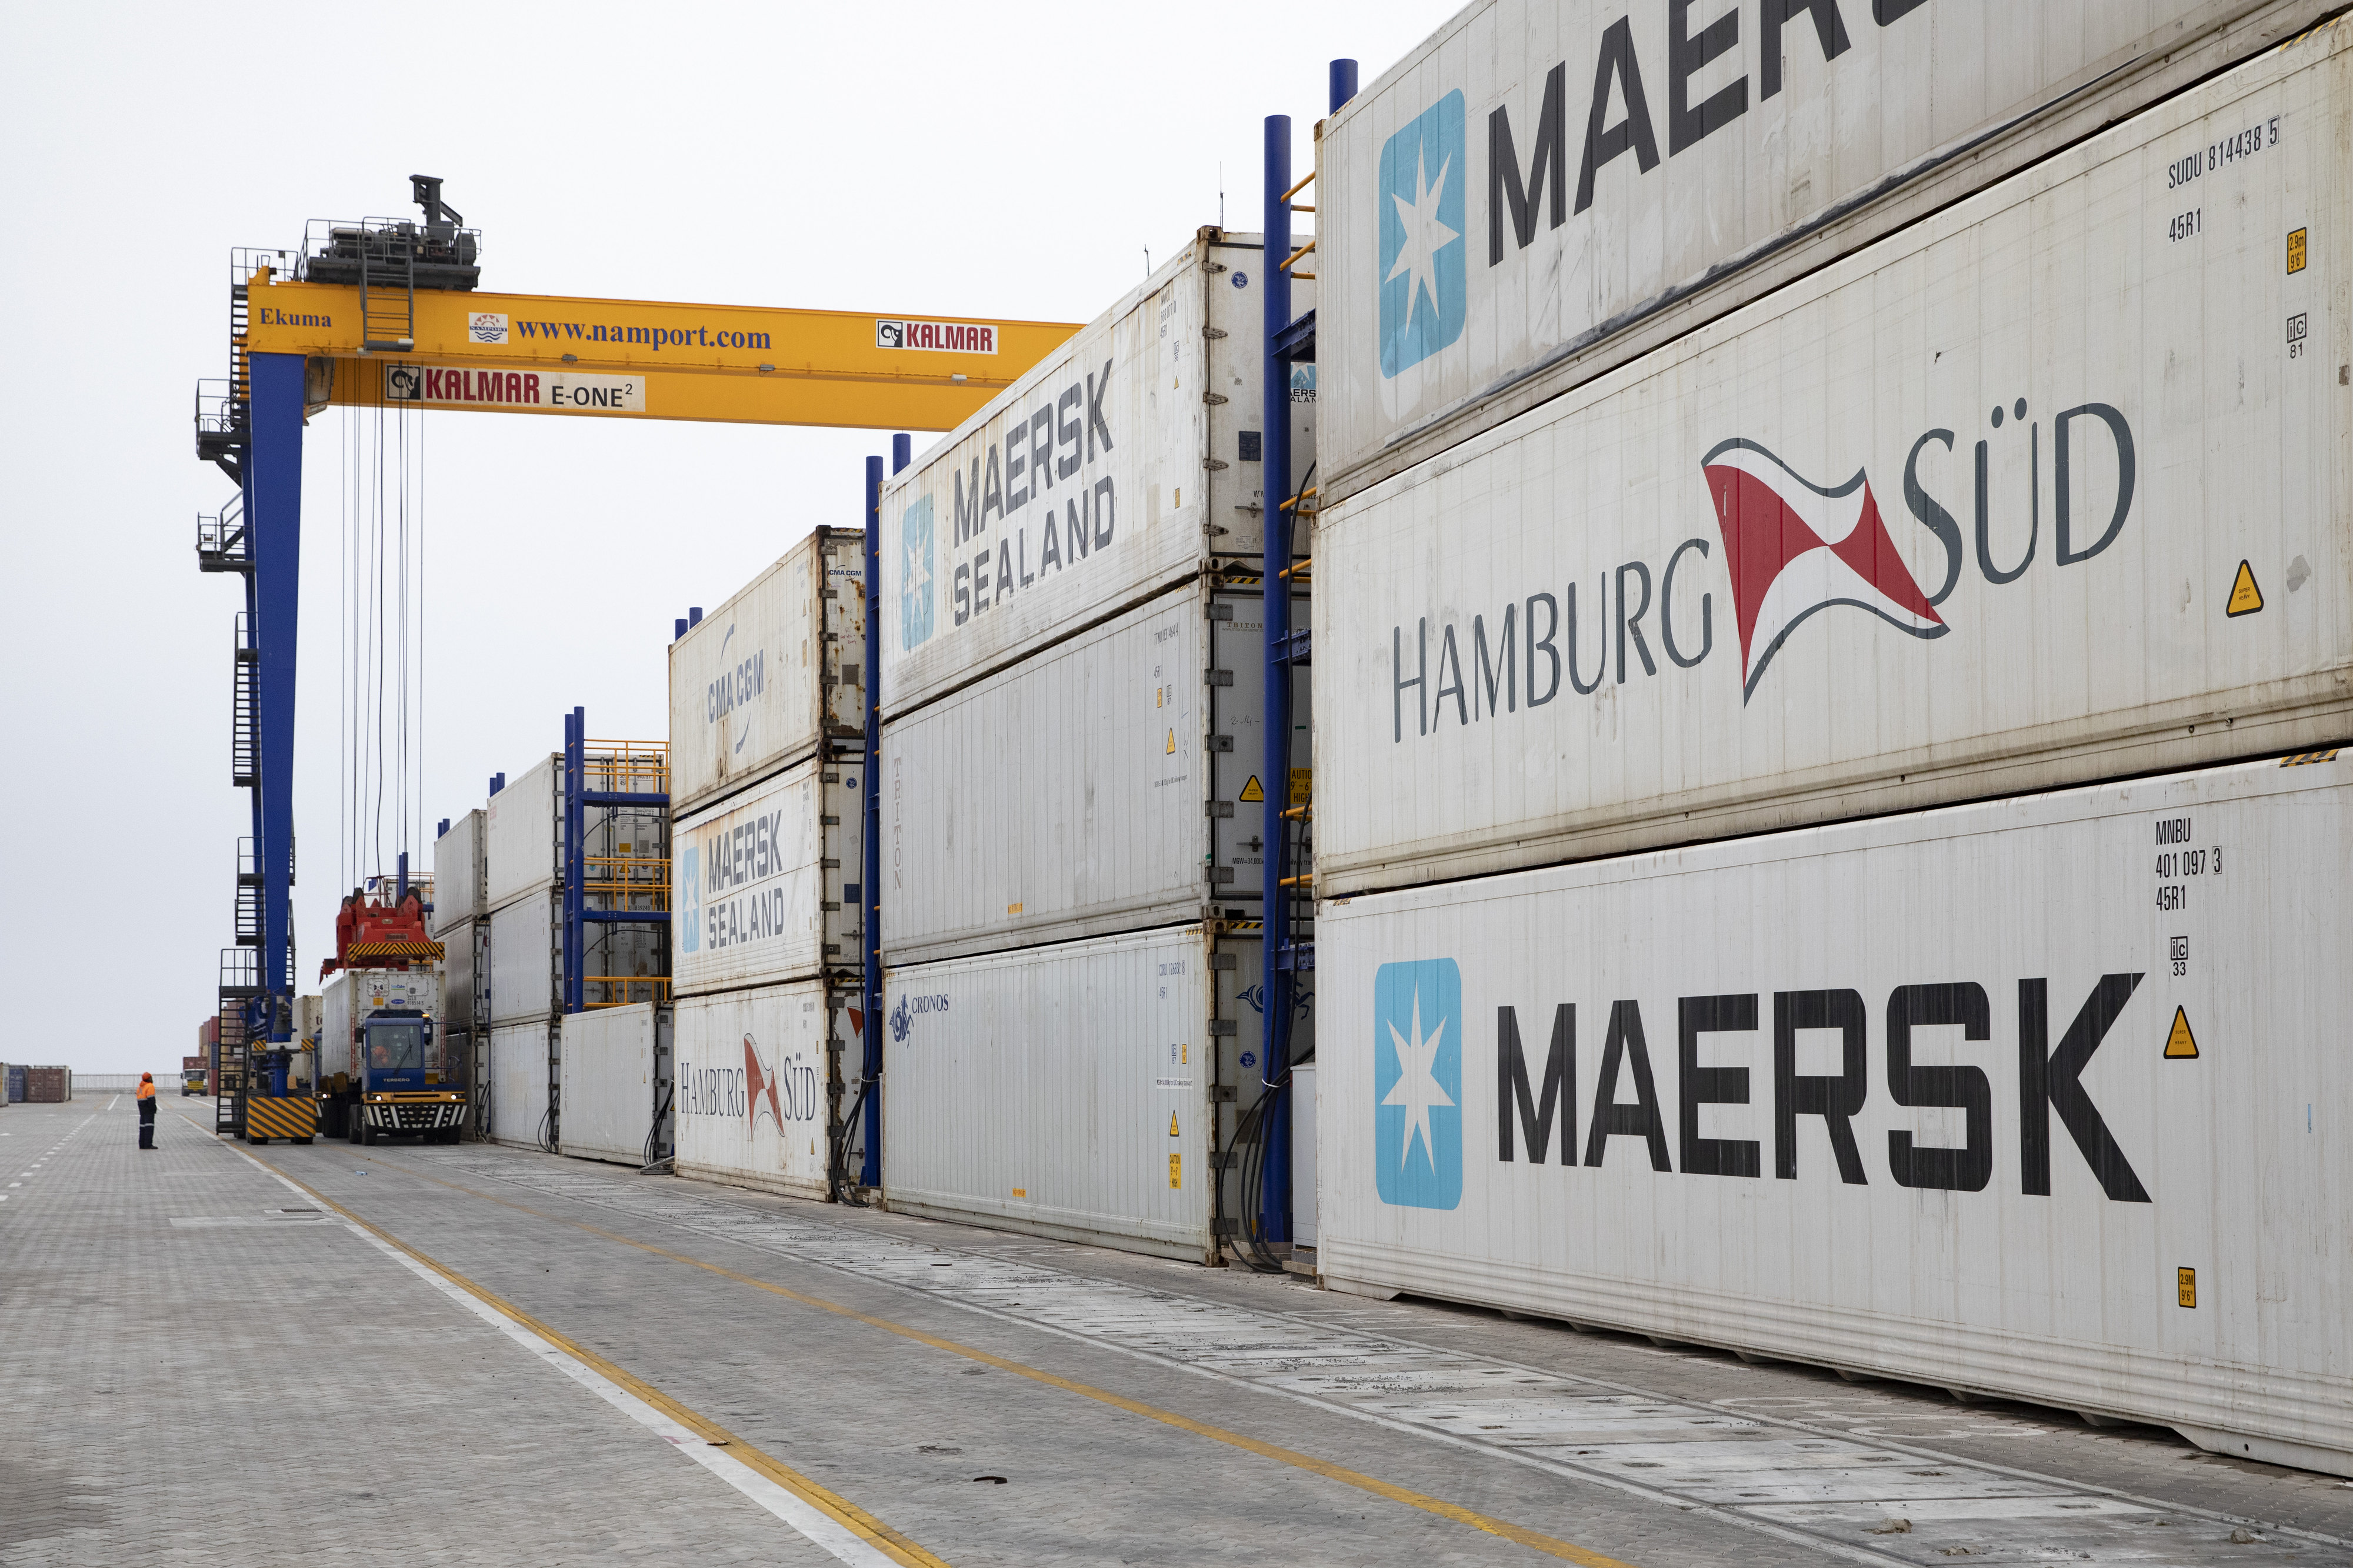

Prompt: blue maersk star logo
[1374,959,1462,1209]
[678,845,701,954]
[901,495,935,650]
[1378,91,1467,379]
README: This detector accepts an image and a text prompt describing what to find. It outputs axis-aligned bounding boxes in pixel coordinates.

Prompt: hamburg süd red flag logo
[743,1033,784,1134]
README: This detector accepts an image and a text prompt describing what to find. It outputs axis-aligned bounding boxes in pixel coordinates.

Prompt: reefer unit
[432,810,486,935]
[673,979,849,1200]
[484,755,561,912]
[879,229,1314,720]
[1317,0,2318,499]
[1318,751,2353,1477]
[882,581,1305,963]
[489,1019,555,1147]
[672,756,859,996]
[559,1002,671,1167]
[489,892,661,1023]
[1319,24,2353,896]
[882,925,1295,1262]
[669,529,866,818]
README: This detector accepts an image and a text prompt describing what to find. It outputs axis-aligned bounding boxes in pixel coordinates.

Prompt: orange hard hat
[141,1072,152,1082]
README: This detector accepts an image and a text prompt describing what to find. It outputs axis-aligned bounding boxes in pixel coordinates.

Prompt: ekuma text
[948,361,1118,626]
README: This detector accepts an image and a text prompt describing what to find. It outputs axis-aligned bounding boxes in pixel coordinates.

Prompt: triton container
[1317,750,2353,1477]
[1315,0,2322,499]
[672,979,852,1200]
[1318,22,2353,896]
[558,1001,672,1168]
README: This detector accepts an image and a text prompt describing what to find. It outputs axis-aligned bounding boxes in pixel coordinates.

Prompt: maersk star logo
[1373,959,1462,1209]
[901,495,935,649]
[1378,91,1468,379]
[678,845,701,953]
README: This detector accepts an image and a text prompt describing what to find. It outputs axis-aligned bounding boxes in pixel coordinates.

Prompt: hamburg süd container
[882,580,1307,965]
[1317,750,2353,1477]
[672,755,859,996]
[1316,0,2308,499]
[489,1019,554,1147]
[882,924,1298,1262]
[673,979,848,1200]
[879,228,1315,721]
[669,527,866,819]
[1318,22,2353,897]
[432,809,486,935]
[558,1002,671,1167]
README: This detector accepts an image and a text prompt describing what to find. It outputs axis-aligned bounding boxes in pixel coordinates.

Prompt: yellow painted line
[358,1153,1641,1567]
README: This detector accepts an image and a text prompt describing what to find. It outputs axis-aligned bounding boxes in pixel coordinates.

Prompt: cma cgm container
[1317,0,2321,497]
[559,1002,671,1167]
[489,1019,554,1147]
[673,979,851,1200]
[1319,23,2353,896]
[882,925,1294,1262]
[431,810,486,936]
[673,756,860,995]
[882,581,1306,963]
[1318,751,2353,1477]
[879,228,1314,720]
[669,528,866,819]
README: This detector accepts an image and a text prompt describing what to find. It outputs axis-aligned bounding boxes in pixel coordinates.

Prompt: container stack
[432,808,489,1137]
[663,528,866,1197]
[1307,2,2353,1475]
[873,228,1317,1262]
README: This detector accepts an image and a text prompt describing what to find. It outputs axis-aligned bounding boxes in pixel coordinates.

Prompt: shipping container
[558,1002,671,1168]
[1317,750,2353,1477]
[883,581,1307,963]
[673,979,848,1200]
[432,809,486,935]
[487,891,664,1023]
[673,755,858,996]
[1,1063,16,1104]
[489,1019,554,1147]
[1318,24,2353,897]
[321,969,441,1092]
[669,529,866,818]
[879,229,1315,720]
[444,917,487,1040]
[1317,0,2325,500]
[24,1067,69,1103]
[294,995,321,1049]
[484,754,561,911]
[882,925,1298,1262]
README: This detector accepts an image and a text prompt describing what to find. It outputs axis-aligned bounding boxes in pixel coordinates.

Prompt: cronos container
[1318,750,2353,1476]
[881,925,1292,1262]
[879,228,1315,720]
[673,756,859,995]
[881,581,1305,965]
[1315,0,2308,498]
[559,1002,671,1167]
[673,979,848,1200]
[432,810,486,935]
[669,528,867,818]
[489,1019,554,1147]
[1318,24,2353,896]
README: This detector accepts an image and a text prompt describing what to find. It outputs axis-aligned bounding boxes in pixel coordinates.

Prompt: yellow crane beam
[242,268,1079,431]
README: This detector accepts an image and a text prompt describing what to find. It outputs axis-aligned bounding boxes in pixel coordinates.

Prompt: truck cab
[348,1007,466,1145]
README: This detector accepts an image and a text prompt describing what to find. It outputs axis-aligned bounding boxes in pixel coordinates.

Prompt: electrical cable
[642,1083,674,1170]
[829,1077,872,1206]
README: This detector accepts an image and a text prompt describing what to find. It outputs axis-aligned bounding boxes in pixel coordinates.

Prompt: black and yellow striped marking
[245,1096,319,1141]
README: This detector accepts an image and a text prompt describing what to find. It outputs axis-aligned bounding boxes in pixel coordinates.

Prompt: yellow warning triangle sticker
[1238,775,1265,802]
[2227,560,2265,616]
[1165,728,1176,755]
[2164,1006,2199,1059]
[1169,1112,1181,1137]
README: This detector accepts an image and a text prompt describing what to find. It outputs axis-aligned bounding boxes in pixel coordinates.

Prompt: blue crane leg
[248,353,306,1040]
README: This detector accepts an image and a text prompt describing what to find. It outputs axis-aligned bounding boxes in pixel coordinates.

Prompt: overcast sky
[1,1,1442,1074]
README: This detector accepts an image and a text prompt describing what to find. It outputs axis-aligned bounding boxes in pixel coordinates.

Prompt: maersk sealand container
[1317,20,2353,898]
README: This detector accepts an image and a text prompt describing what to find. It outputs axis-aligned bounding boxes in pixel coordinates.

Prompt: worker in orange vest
[136,1073,158,1150]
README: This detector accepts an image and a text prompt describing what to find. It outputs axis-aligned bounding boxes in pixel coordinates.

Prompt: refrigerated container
[432,809,486,935]
[559,1002,671,1168]
[489,1019,554,1147]
[488,892,659,1023]
[484,755,561,911]
[672,755,858,996]
[673,979,849,1200]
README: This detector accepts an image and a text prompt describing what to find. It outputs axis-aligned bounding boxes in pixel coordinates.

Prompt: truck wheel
[348,1113,362,1145]
[360,1123,378,1147]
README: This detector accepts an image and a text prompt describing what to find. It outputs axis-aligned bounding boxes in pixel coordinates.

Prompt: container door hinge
[821,858,841,868]
[1210,735,1234,752]
[1208,1019,1238,1036]
[1211,1084,1238,1102]
[1207,800,1234,818]
[1202,392,1229,405]
[1202,458,1230,471]
[1209,952,1238,970]
[1208,603,1235,621]
[1203,327,1229,339]
[1206,669,1234,686]
[1206,867,1235,885]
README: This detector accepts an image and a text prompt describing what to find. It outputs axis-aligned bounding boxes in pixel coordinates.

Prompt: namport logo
[901,495,936,649]
[677,846,701,953]
[1373,959,1462,1209]
[1378,91,1467,378]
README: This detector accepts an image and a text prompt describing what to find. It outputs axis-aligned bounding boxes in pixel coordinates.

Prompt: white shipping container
[879,229,1315,720]
[484,755,560,912]
[489,1019,554,1147]
[559,1002,669,1167]
[1319,25,2353,896]
[1317,0,2312,498]
[673,755,858,996]
[882,582,1305,964]
[1318,751,2353,1476]
[882,925,1293,1262]
[488,892,556,1025]
[669,528,867,818]
[673,979,846,1201]
[443,917,486,1040]
[431,810,485,935]
[321,968,440,1088]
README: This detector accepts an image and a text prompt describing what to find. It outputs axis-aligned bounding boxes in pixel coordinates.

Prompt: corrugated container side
[1318,752,2353,1477]
[881,925,1292,1262]
[431,810,486,934]
[489,894,557,1025]
[4,1064,23,1103]
[669,529,867,818]
[673,979,845,1200]
[489,1019,554,1147]
[1319,26,2353,896]
[672,755,856,996]
[879,230,1314,720]
[444,918,486,1040]
[321,972,352,1085]
[24,1067,68,1103]
[484,755,561,911]
[1317,0,2319,498]
[559,1002,665,1167]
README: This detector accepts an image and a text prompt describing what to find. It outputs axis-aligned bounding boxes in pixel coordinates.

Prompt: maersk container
[881,925,1298,1262]
[1319,22,2353,896]
[669,528,866,818]
[882,581,1307,964]
[431,810,485,935]
[672,755,859,996]
[1317,0,2321,499]
[559,1002,671,1167]
[879,228,1315,721]
[673,978,848,1200]
[489,1019,554,1147]
[1318,750,2353,1476]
